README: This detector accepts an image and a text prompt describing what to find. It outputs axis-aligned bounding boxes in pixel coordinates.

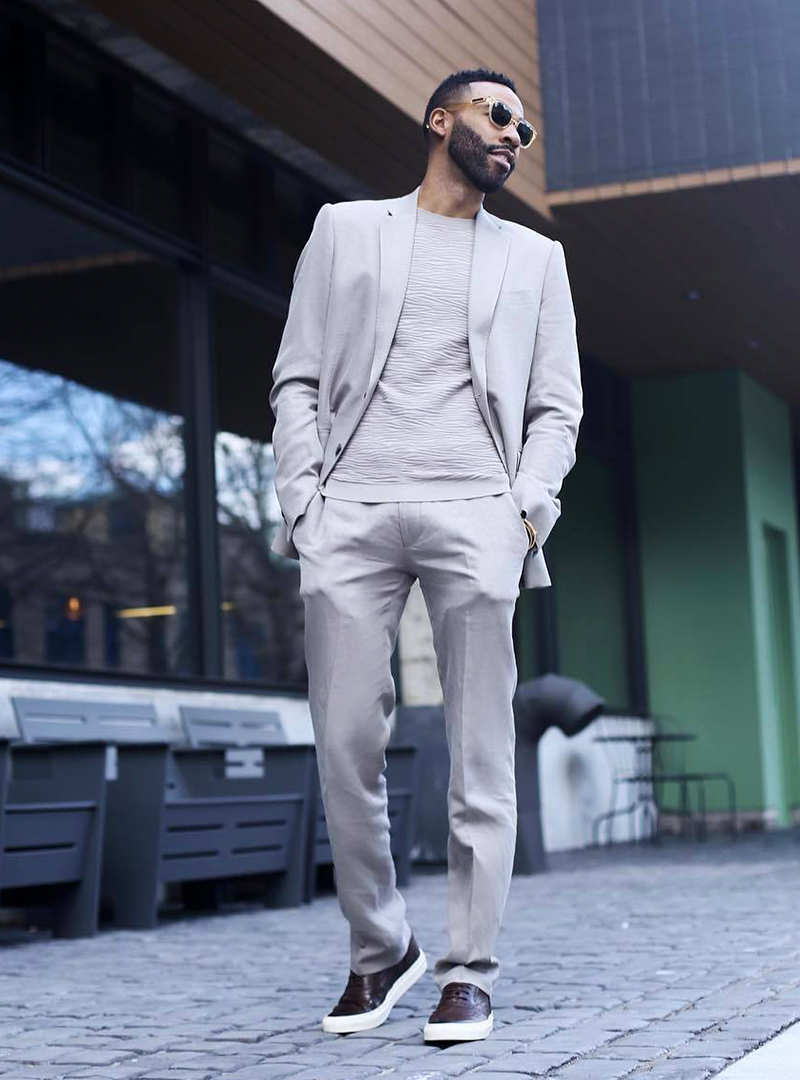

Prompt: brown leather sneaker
[423,981,494,1042]
[322,933,427,1034]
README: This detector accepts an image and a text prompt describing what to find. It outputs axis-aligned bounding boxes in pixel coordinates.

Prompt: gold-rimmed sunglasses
[427,95,538,148]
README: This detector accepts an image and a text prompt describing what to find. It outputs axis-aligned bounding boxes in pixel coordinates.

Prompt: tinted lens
[490,100,513,128]
[517,121,535,147]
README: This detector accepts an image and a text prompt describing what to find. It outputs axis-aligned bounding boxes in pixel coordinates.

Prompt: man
[269,68,582,1042]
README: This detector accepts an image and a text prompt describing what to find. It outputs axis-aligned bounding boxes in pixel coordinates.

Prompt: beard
[447,117,514,193]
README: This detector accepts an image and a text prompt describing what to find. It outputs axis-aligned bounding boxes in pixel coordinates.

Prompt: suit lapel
[369,189,419,387]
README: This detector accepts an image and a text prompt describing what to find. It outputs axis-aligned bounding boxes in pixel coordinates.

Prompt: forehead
[468,81,524,117]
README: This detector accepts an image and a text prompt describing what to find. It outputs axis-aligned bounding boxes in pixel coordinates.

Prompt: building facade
[0,0,797,842]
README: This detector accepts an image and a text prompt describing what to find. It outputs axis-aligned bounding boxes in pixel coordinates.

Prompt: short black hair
[422,68,517,147]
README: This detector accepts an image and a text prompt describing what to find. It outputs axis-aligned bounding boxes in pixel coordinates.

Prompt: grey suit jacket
[268,184,582,589]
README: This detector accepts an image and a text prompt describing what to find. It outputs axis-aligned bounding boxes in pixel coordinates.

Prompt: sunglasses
[429,95,538,148]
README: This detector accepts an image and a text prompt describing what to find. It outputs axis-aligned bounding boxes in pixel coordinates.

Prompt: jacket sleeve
[511,239,583,551]
[268,202,334,543]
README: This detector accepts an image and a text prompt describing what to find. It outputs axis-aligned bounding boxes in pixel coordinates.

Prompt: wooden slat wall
[91,0,551,225]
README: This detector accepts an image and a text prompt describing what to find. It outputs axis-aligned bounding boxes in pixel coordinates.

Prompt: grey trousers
[294,489,529,997]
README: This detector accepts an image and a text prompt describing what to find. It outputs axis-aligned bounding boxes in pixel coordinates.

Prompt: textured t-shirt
[321,205,510,502]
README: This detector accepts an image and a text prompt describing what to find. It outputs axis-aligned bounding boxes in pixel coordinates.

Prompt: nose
[502,126,520,151]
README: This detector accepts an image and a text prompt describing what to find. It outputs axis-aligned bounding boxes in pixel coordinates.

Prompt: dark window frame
[0,0,335,693]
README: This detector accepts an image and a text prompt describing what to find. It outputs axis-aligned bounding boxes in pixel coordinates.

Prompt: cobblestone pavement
[2,832,800,1080]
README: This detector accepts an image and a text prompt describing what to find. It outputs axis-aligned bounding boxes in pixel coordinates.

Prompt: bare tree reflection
[215,433,305,685]
[0,360,186,673]
[0,360,305,682]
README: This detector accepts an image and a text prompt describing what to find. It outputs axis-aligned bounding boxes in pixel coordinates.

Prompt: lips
[490,150,514,167]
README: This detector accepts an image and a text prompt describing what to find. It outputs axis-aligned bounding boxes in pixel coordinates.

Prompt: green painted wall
[632,370,765,814]
[741,376,800,824]
[548,453,630,709]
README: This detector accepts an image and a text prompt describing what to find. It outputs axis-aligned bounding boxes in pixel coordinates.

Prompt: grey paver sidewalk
[2,832,800,1080]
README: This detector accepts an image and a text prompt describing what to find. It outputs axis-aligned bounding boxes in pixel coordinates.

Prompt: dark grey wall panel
[538,0,800,190]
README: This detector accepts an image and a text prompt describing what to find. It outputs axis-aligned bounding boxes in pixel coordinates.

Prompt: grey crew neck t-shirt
[322,205,510,502]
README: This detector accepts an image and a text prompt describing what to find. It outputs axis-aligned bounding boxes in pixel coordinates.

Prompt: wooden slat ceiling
[552,168,800,406]
[90,0,550,224]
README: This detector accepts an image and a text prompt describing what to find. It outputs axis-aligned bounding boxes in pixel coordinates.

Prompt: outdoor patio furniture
[0,736,107,938]
[591,715,738,843]
[12,696,315,927]
[180,704,286,779]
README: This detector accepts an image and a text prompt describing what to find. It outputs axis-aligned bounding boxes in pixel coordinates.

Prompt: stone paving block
[637,1059,731,1080]
[182,1053,267,1071]
[65,1070,149,1080]
[468,1050,575,1073]
[609,1030,689,1049]
[258,1051,342,1067]
[435,1039,525,1058]
[204,1030,276,1044]
[391,1054,491,1075]
[590,1045,671,1061]
[548,1058,640,1078]
[287,1067,387,1080]
[205,1066,299,1080]
[1,1046,84,1064]
[527,1029,621,1054]
[136,1072,216,1080]
[668,1037,753,1057]
[51,1049,140,1066]
[467,1075,548,1080]
[0,1074,82,1080]
[378,1072,450,1080]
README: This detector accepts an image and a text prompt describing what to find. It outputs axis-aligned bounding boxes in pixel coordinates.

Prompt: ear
[426,107,449,139]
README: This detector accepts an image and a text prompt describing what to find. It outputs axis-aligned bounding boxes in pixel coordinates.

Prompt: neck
[417,163,483,219]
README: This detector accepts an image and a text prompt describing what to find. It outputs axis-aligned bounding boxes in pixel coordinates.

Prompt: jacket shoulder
[327,195,394,223]
[494,213,556,256]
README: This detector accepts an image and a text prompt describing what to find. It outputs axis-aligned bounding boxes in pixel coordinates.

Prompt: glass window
[213,283,305,686]
[132,86,182,236]
[0,585,12,659]
[0,182,189,676]
[208,131,256,271]
[45,40,110,199]
[0,16,15,155]
[271,166,311,294]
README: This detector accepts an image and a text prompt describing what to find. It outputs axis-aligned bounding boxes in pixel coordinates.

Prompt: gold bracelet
[523,518,538,553]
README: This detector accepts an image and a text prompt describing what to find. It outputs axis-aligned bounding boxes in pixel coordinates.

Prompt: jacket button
[520,510,527,518]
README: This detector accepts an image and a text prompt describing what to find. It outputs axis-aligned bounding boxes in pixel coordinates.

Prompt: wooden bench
[178,706,420,904]
[180,704,285,779]
[0,736,107,938]
[12,697,315,928]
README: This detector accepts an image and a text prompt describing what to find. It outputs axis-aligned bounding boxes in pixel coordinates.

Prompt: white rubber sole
[322,948,427,1034]
[423,1011,494,1042]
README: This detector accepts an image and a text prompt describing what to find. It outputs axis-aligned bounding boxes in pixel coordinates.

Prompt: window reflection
[132,86,183,236]
[214,286,305,686]
[45,40,110,199]
[208,132,256,271]
[0,183,188,676]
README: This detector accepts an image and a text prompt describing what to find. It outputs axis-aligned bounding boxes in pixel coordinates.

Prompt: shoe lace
[443,983,478,1002]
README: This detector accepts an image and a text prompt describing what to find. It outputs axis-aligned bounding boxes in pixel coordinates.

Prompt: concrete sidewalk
[1,832,800,1080]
